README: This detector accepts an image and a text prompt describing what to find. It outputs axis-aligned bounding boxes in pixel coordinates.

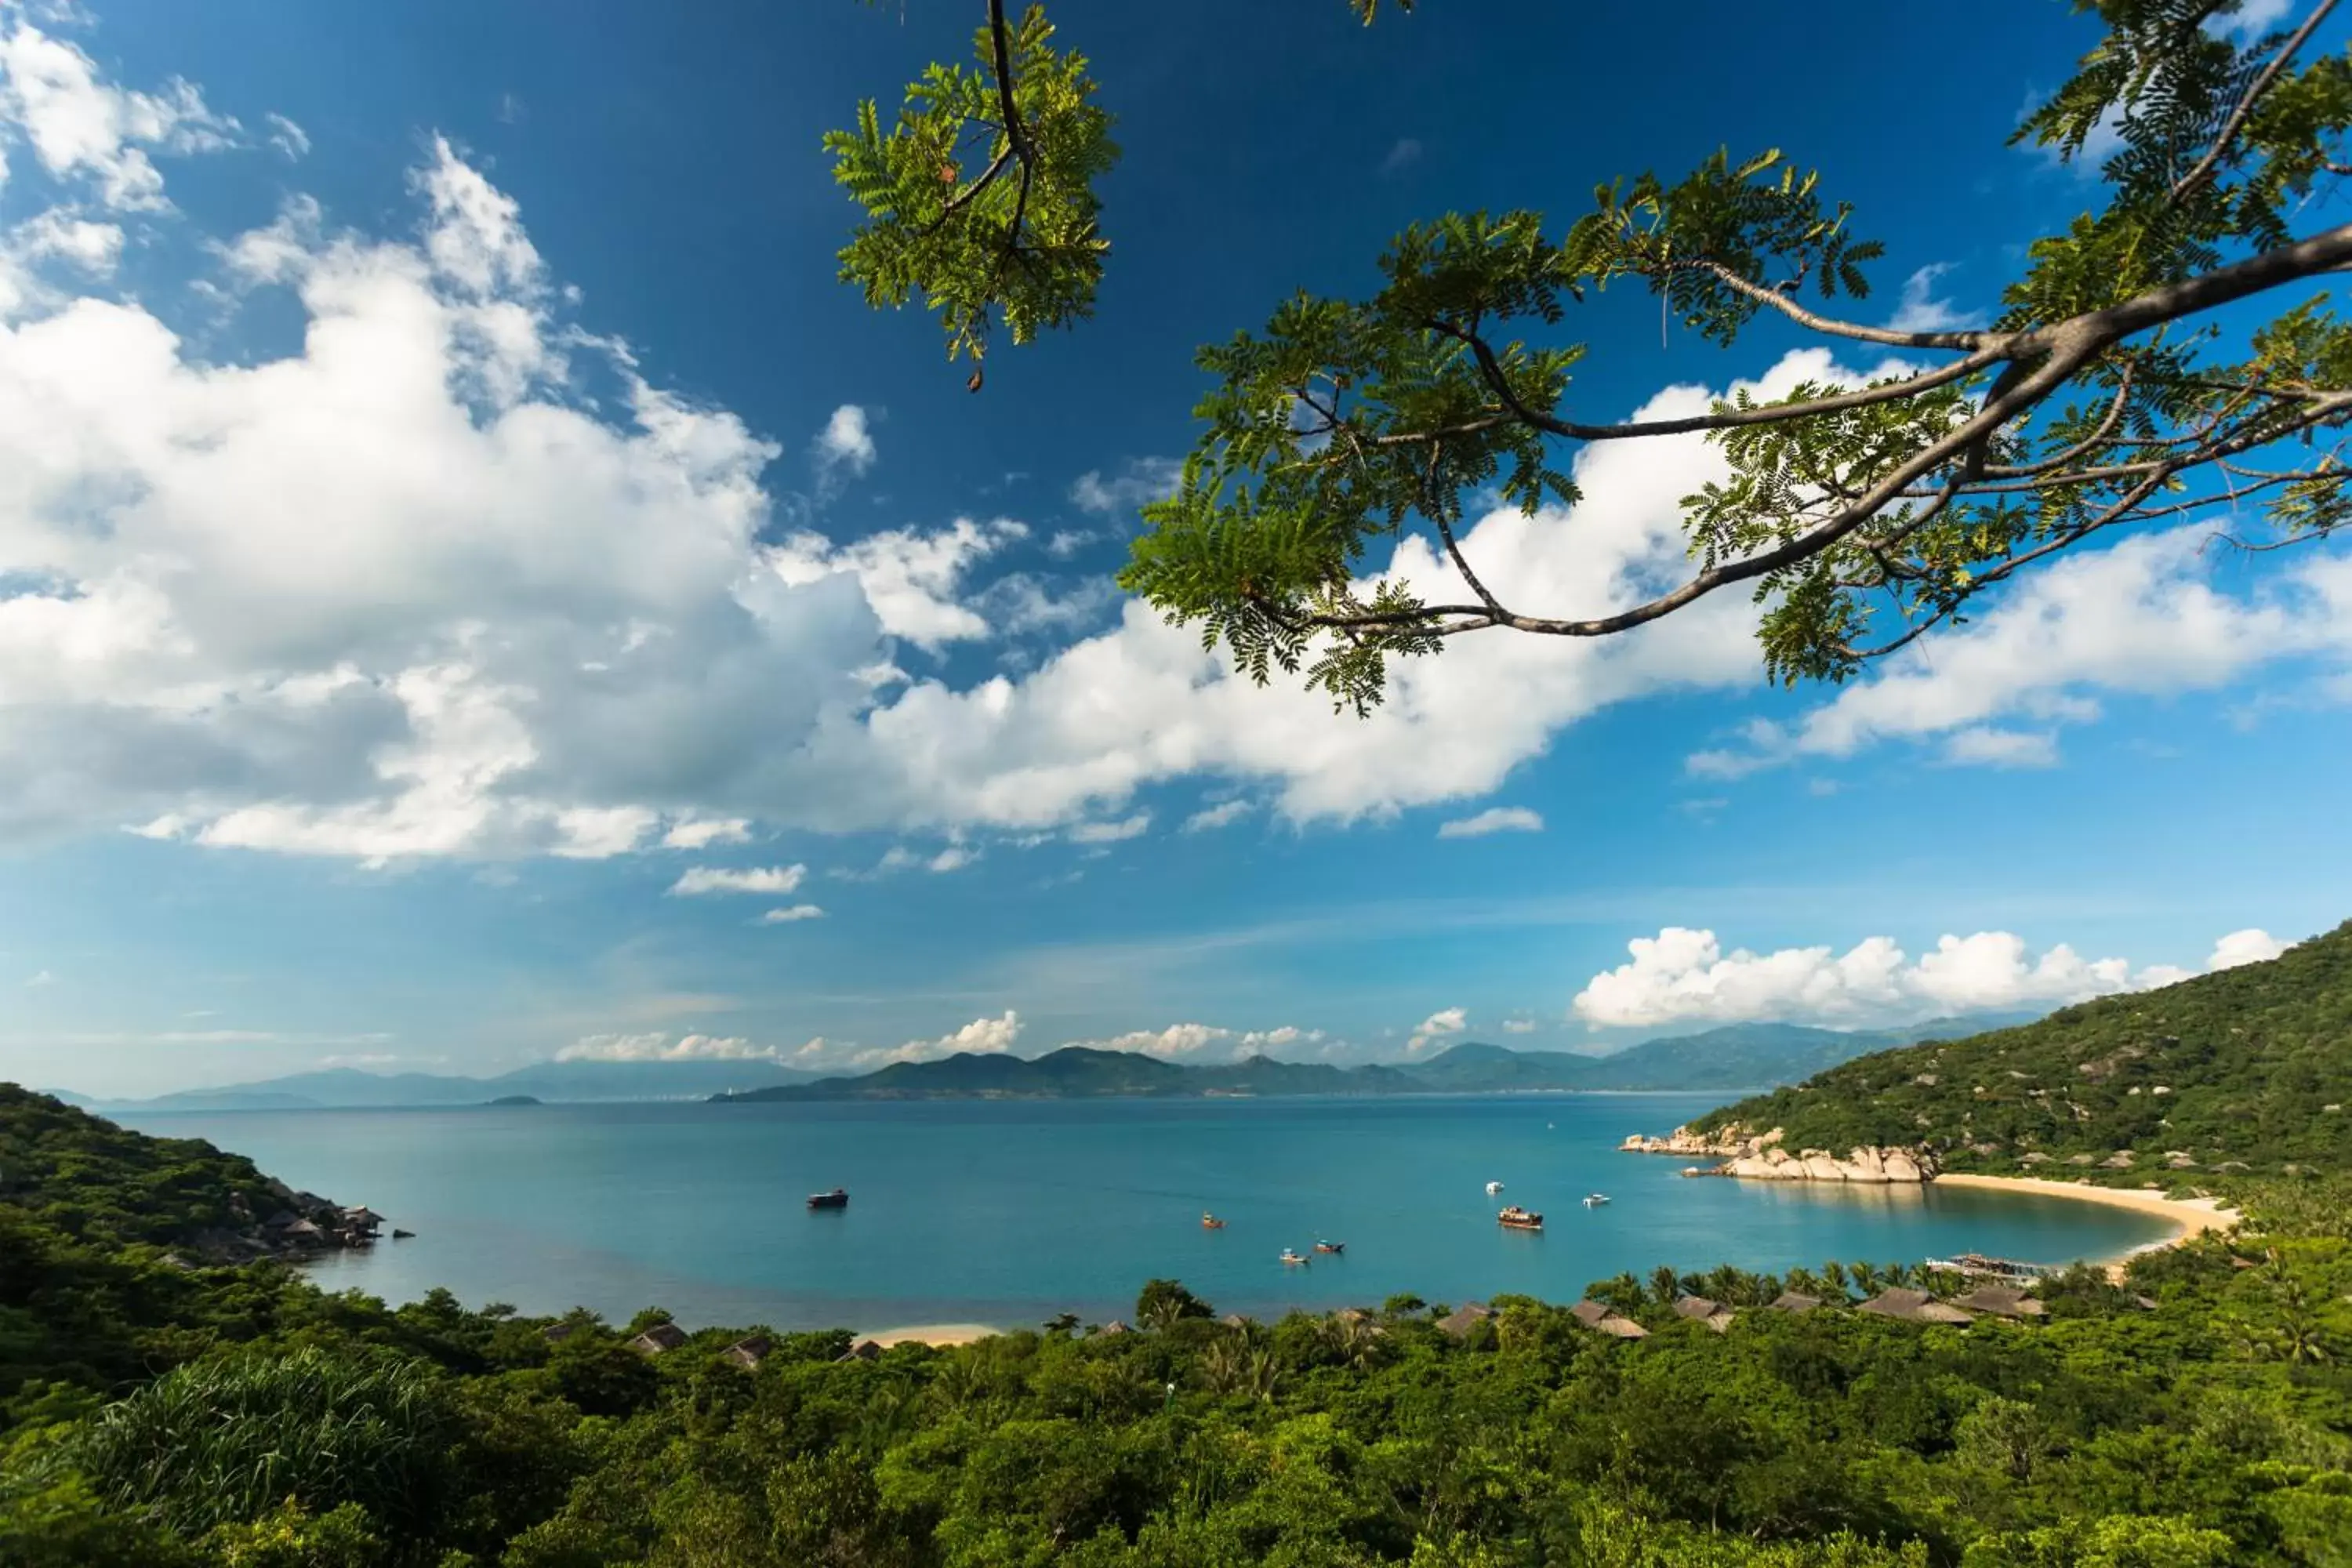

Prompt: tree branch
[1688,259,1989,350]
[2169,0,2342,204]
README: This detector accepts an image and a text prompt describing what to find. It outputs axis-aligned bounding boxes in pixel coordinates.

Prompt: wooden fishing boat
[1200,1213,1225,1229]
[1497,1205,1544,1231]
[806,1189,849,1210]
[1279,1248,1310,1265]
[1314,1240,1346,1254]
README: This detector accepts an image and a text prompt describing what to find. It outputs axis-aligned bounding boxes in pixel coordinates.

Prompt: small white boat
[1484,1180,1504,1196]
[1279,1248,1310,1266]
[1582,1192,1611,1208]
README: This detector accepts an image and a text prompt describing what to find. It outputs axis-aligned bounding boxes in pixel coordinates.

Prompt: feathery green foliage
[837,0,2352,710]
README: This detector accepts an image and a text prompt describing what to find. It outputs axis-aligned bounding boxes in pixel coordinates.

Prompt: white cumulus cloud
[1406,1006,1467,1054]
[557,1031,775,1062]
[757,903,825,924]
[2208,927,2287,970]
[1571,924,2294,1029]
[811,403,877,481]
[1437,806,1543,839]
[1073,1022,1322,1061]
[668,865,806,896]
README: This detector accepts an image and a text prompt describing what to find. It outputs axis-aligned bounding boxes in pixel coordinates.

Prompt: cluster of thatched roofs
[260,1204,387,1251]
[1434,1283,2054,1341]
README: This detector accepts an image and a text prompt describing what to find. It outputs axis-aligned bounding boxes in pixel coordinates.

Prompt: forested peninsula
[5,929,2350,1566]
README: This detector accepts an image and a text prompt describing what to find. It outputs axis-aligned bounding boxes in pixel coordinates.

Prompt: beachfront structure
[1436,1301,1493,1338]
[1951,1286,2048,1319]
[838,1339,882,1362]
[629,1323,690,1356]
[723,1335,773,1370]
[1768,1291,1825,1314]
[1857,1288,1975,1326]
[1570,1300,1650,1339]
[1671,1295,1735,1333]
[1094,1320,1130,1338]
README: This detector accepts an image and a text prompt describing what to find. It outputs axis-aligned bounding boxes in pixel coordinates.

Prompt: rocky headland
[1621,1124,1937,1183]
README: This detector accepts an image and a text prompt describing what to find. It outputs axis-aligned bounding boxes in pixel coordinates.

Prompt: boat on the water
[1314,1240,1345,1254]
[1497,1205,1544,1231]
[1582,1193,1610,1208]
[1279,1247,1310,1265]
[806,1189,849,1210]
[1200,1213,1225,1229]
[1484,1180,1504,1196]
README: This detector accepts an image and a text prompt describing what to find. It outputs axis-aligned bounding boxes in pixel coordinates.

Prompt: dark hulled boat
[807,1189,849,1209]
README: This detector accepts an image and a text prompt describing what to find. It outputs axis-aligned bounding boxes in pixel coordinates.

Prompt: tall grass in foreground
[78,1347,459,1537]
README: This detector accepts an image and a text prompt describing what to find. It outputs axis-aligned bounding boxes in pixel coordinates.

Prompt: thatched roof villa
[1857,1288,1974,1325]
[1436,1301,1493,1338]
[628,1323,690,1356]
[723,1335,773,1370]
[1570,1300,1650,1339]
[1951,1286,2047,1319]
[1671,1295,1736,1333]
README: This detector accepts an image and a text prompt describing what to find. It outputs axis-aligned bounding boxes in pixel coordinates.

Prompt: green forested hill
[0,1083,312,1252]
[1695,923,2352,1176]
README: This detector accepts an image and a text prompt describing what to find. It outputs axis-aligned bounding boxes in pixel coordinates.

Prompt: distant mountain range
[44,1014,2038,1112]
[713,1017,2031,1104]
[63,1058,816,1113]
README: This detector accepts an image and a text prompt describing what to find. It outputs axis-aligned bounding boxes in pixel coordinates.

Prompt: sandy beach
[1931,1173,2240,1261]
[859,1322,1002,1348]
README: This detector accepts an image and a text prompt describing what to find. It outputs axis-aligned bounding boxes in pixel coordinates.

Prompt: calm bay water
[121,1095,2172,1331]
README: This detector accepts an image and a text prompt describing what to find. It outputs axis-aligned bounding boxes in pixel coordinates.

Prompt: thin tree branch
[1433,318,2009,442]
[2170,0,2342,204]
[1982,360,2137,477]
[1688,259,1990,350]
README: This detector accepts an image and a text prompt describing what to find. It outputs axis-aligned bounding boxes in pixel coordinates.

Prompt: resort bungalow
[541,1322,581,1344]
[342,1207,385,1233]
[837,1339,883,1363]
[722,1335,773,1370]
[1570,1300,1650,1340]
[1857,1288,1975,1326]
[628,1323,691,1356]
[1093,1320,1130,1338]
[1767,1291,1825,1314]
[280,1218,327,1247]
[1220,1312,1253,1330]
[1951,1286,2048,1319]
[1436,1301,1494,1339]
[1671,1295,1736,1333]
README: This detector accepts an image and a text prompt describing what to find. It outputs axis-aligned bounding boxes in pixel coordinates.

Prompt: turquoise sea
[120,1095,2174,1331]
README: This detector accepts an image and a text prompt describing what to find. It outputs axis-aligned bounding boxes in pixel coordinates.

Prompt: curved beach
[1930,1174,2240,1259]
[861,1322,1002,1348]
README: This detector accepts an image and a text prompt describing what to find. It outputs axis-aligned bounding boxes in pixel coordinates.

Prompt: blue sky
[0,0,2345,1097]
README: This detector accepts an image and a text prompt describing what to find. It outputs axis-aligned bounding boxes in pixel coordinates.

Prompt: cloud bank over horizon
[1570,925,2292,1030]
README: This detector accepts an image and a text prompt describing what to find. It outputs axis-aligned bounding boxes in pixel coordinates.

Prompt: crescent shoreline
[1926,1172,2241,1264]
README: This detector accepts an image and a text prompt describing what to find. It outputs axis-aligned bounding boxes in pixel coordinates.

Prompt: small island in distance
[483,1094,543,1107]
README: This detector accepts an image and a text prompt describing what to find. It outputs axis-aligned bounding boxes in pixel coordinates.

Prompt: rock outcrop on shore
[1621,1123,1936,1183]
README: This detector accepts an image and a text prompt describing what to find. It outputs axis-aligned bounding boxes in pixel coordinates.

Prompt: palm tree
[1649,1265,1682,1307]
[1849,1261,1884,1296]
[1784,1268,1823,1298]
[1821,1261,1851,1298]
[1882,1261,1916,1290]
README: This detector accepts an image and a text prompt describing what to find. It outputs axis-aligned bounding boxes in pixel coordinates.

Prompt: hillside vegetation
[5,948,2351,1566]
[1696,924,2352,1178]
